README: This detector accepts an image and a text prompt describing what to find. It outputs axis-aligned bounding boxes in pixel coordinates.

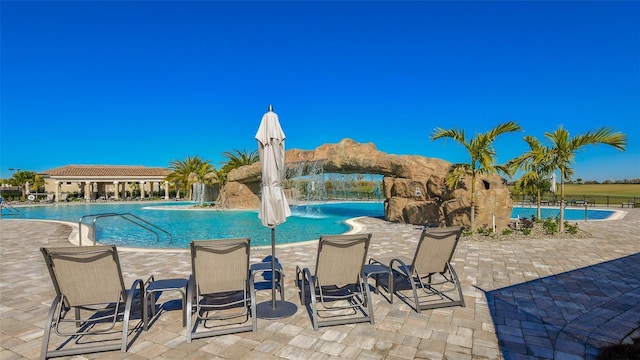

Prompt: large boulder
[223,138,513,230]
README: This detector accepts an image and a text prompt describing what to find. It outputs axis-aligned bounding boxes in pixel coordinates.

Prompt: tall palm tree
[431,121,522,231]
[506,135,555,220]
[546,126,627,231]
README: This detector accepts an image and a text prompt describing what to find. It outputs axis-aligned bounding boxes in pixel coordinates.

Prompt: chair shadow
[482,252,640,360]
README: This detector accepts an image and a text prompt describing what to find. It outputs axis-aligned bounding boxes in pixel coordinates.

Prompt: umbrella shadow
[481,253,640,359]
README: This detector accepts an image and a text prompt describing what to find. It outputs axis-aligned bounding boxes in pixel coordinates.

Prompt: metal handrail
[0,202,21,218]
[79,213,172,246]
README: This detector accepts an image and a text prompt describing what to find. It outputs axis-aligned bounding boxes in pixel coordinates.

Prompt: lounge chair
[40,245,147,359]
[370,226,465,313]
[186,238,256,343]
[295,233,374,330]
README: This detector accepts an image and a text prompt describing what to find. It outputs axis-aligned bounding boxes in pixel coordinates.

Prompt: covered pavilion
[40,165,172,202]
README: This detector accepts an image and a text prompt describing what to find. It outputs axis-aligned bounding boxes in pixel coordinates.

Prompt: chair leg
[410,276,421,313]
[186,278,194,343]
[40,296,62,360]
[309,289,319,331]
[448,264,465,307]
[181,291,187,327]
[121,279,143,352]
[249,278,257,333]
[74,307,81,328]
[388,269,394,304]
[278,270,285,301]
[361,277,375,325]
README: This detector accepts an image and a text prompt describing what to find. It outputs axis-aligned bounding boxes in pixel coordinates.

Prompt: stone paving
[1,207,639,359]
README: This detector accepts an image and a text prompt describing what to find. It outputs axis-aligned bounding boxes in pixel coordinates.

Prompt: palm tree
[10,170,42,199]
[506,135,555,220]
[166,156,212,201]
[546,126,627,231]
[220,149,259,174]
[208,149,259,208]
[218,148,259,188]
[188,161,217,206]
[431,121,522,231]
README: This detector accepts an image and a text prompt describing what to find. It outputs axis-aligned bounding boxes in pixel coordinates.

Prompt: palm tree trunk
[536,188,541,220]
[559,168,565,232]
[470,176,476,231]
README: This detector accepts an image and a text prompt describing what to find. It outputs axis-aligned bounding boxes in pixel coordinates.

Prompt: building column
[164,181,169,200]
[113,181,119,200]
[139,181,145,199]
[84,182,91,200]
[54,181,61,202]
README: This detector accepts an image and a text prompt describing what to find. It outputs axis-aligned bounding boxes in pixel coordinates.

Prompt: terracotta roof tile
[41,165,171,177]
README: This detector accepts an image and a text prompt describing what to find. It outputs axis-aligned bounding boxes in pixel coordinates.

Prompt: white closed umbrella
[255,105,296,318]
[550,173,557,193]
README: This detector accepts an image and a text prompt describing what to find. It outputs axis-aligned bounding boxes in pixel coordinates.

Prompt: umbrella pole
[271,227,276,309]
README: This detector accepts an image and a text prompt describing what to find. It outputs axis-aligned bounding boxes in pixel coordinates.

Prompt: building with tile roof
[40,165,173,202]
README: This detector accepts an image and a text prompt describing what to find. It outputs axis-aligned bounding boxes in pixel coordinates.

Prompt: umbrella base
[256,300,298,319]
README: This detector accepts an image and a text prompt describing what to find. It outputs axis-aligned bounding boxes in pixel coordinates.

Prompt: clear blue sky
[2,1,639,182]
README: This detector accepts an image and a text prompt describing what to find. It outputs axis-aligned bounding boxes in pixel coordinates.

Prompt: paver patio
[1,207,638,359]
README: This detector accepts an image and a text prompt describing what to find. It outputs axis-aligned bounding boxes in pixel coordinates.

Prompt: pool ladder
[79,213,173,246]
[0,202,21,218]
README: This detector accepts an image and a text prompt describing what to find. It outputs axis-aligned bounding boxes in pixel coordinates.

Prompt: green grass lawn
[561,184,640,197]
[509,183,639,197]
[509,183,639,206]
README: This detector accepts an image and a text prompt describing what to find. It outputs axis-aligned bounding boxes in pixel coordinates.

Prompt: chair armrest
[296,266,314,305]
[389,258,412,277]
[144,275,155,289]
[127,278,145,299]
[295,265,303,285]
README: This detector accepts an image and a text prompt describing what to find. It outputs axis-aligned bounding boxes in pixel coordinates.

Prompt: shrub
[520,218,535,229]
[522,228,532,235]
[565,222,579,235]
[477,224,493,236]
[502,228,512,236]
[543,218,558,234]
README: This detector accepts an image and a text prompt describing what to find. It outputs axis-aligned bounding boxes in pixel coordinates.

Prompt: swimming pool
[11,202,384,248]
[8,202,615,248]
[512,206,615,221]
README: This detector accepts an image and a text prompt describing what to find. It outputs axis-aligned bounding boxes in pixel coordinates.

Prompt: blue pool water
[8,202,614,248]
[11,202,384,248]
[511,207,614,221]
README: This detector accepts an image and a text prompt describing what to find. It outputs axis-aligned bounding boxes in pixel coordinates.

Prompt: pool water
[511,207,614,221]
[9,202,614,248]
[12,202,384,248]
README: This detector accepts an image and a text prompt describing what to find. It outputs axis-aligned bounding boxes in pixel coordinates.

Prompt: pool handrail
[0,202,21,218]
[79,213,173,246]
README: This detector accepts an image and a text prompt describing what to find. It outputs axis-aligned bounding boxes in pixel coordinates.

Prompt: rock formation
[221,138,513,230]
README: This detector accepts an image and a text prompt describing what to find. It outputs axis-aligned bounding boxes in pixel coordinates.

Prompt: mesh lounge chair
[186,238,256,343]
[295,233,374,330]
[40,245,146,359]
[371,226,465,313]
